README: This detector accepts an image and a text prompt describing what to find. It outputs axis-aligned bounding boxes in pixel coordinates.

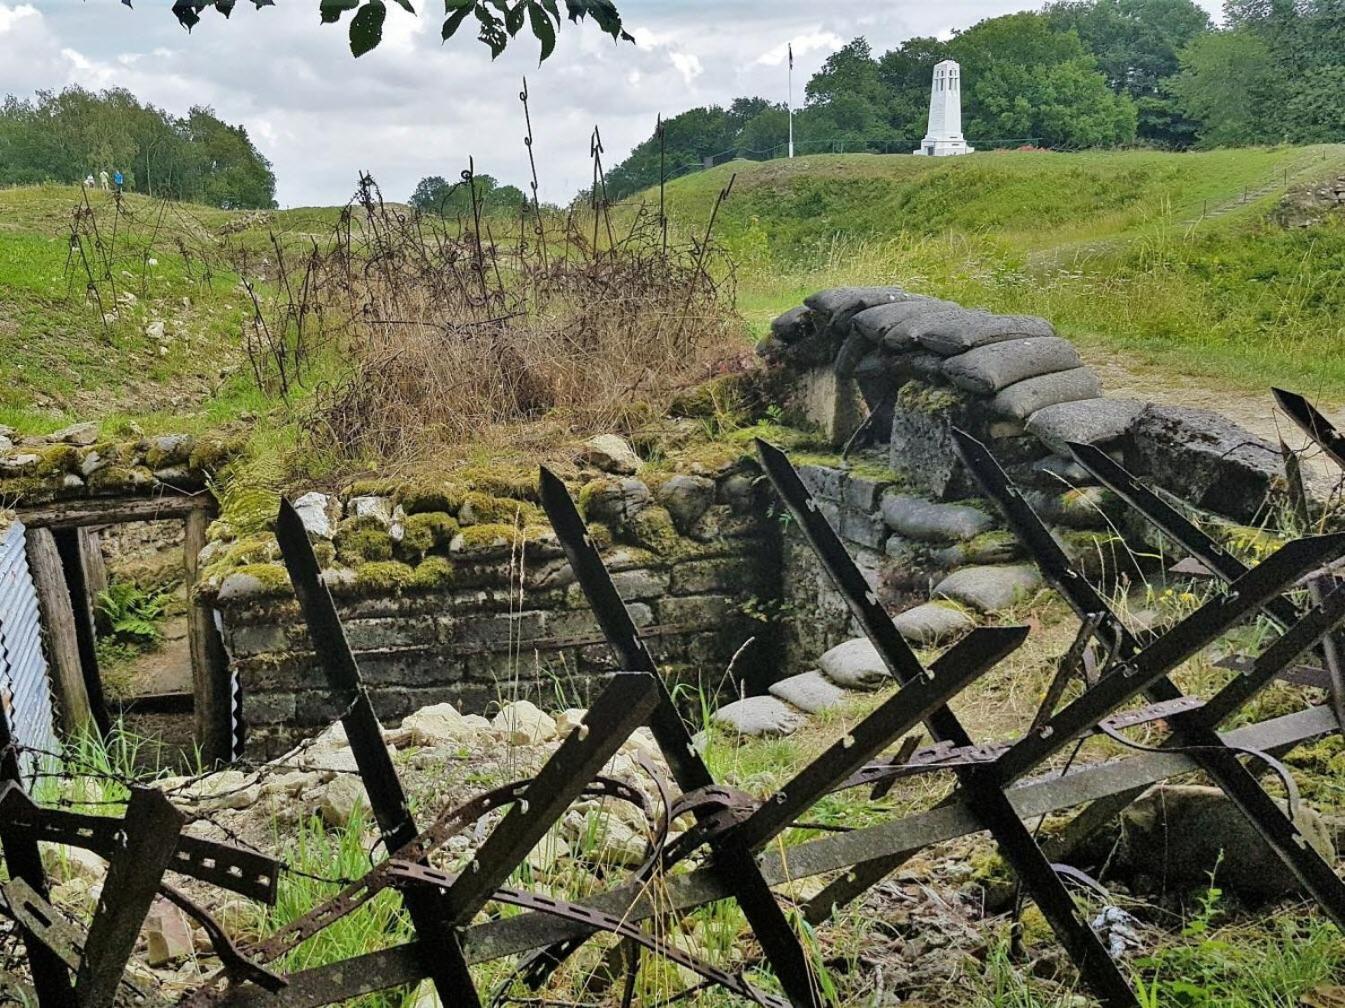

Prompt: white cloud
[755,31,845,67]
[669,50,703,83]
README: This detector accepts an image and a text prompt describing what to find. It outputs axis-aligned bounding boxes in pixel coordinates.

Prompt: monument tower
[914,60,973,157]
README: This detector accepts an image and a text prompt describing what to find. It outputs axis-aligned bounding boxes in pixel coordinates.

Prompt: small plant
[96,580,176,646]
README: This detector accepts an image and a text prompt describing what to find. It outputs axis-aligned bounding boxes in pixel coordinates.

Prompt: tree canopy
[161,0,630,59]
[408,173,528,215]
[598,0,1344,201]
[0,86,276,208]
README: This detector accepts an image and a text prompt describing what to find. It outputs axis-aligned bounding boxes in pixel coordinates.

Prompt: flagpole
[788,43,795,158]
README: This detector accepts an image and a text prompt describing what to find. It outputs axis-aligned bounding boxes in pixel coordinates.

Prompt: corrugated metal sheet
[0,521,59,782]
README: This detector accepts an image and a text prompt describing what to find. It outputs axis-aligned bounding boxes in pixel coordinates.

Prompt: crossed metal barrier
[3,389,1345,1008]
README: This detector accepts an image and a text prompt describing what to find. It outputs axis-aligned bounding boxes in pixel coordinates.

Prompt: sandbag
[941,337,1082,395]
[991,366,1102,420]
[909,310,1055,356]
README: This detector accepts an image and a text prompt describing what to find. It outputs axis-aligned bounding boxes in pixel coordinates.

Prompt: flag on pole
[787,43,795,158]
[788,43,793,69]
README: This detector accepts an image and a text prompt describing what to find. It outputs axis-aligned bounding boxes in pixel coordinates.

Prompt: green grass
[647,145,1345,399]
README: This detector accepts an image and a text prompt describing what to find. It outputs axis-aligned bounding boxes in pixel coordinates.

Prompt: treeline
[0,87,276,209]
[606,0,1345,199]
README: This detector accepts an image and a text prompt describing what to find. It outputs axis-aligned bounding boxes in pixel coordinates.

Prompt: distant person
[83,174,95,189]
[112,169,124,193]
[99,169,109,191]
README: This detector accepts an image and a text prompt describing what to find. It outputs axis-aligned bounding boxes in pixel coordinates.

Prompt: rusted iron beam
[75,787,185,1008]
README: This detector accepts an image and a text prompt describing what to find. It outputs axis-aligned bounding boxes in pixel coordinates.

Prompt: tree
[1045,0,1210,145]
[160,0,630,59]
[0,86,276,207]
[877,37,951,139]
[1168,29,1280,146]
[409,173,527,215]
[947,13,1138,147]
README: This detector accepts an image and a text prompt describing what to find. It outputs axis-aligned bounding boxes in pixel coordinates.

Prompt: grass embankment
[651,146,1345,399]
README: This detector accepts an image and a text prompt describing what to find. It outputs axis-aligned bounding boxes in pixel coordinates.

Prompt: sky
[0,0,1224,207]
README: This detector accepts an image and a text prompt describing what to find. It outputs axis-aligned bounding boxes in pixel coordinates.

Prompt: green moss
[576,478,615,520]
[222,485,281,536]
[335,525,393,564]
[85,465,134,491]
[896,380,960,415]
[586,522,615,550]
[455,523,523,550]
[188,433,244,473]
[464,468,540,502]
[354,561,415,592]
[400,481,467,515]
[0,476,55,501]
[348,477,407,498]
[669,373,750,421]
[35,444,79,476]
[409,555,455,590]
[231,562,292,592]
[458,491,541,526]
[625,505,681,556]
[312,540,336,568]
[223,536,278,566]
[396,512,459,561]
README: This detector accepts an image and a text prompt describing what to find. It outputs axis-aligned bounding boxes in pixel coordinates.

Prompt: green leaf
[475,4,507,57]
[390,0,414,11]
[319,0,360,24]
[505,0,526,36]
[527,1,555,61]
[441,1,473,40]
[349,0,386,55]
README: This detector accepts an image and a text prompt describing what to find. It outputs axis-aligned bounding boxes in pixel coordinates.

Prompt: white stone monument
[914,60,973,157]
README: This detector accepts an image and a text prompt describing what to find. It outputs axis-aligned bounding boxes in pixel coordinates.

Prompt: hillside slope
[645,146,1345,397]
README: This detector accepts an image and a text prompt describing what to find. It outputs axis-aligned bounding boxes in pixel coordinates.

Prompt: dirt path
[1084,347,1345,494]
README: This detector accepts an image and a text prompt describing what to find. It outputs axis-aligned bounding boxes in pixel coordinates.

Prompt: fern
[96,581,175,646]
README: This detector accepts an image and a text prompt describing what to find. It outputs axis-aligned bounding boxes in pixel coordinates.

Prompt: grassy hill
[648,145,1345,398]
[2,145,1344,446]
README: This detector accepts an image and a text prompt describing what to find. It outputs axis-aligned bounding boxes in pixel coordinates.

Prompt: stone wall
[761,285,1294,667]
[200,456,780,758]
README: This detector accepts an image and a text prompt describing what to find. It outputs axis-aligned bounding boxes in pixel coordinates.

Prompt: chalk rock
[145,319,166,341]
[293,491,336,540]
[893,602,975,645]
[403,703,477,746]
[712,696,806,736]
[319,775,369,828]
[942,337,1082,395]
[217,570,286,604]
[769,670,849,714]
[580,434,642,475]
[909,310,1056,356]
[493,700,556,745]
[586,814,650,866]
[880,494,994,543]
[46,845,107,884]
[49,422,99,446]
[555,708,588,737]
[0,453,36,474]
[1117,785,1333,901]
[0,435,11,453]
[818,638,889,691]
[621,727,660,763]
[992,367,1102,420]
[178,770,262,811]
[145,900,195,966]
[349,496,394,527]
[934,564,1042,613]
[1026,398,1144,455]
[79,450,109,477]
[657,474,716,532]
[526,830,571,873]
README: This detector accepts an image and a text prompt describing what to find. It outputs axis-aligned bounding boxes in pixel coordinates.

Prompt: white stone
[177,770,261,811]
[146,320,166,341]
[349,495,394,527]
[492,700,556,745]
[293,491,335,540]
[620,726,660,763]
[145,900,195,966]
[403,703,477,746]
[913,60,974,157]
[46,845,107,884]
[319,775,369,828]
[579,433,642,475]
[525,830,571,873]
[554,708,588,737]
[49,422,99,446]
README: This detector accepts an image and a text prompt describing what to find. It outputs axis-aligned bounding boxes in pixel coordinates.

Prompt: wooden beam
[51,528,110,737]
[18,493,212,530]
[23,528,93,736]
[76,527,108,632]
[185,508,233,764]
